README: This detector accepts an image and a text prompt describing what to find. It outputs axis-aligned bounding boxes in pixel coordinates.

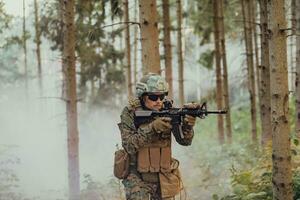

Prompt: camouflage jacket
[119,98,194,156]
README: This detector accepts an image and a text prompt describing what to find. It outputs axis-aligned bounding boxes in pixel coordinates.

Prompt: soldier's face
[144,93,165,111]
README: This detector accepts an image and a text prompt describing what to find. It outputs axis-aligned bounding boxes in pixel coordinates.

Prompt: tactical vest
[129,99,172,173]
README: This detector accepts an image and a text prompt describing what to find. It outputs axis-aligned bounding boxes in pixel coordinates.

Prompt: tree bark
[213,0,224,144]
[290,0,296,93]
[133,0,138,87]
[138,0,161,74]
[241,0,257,143]
[23,0,28,93]
[258,0,272,145]
[162,0,173,99]
[177,0,184,105]
[251,1,260,104]
[269,0,293,199]
[295,0,300,137]
[62,0,80,199]
[219,0,232,143]
[124,0,133,98]
[34,0,42,94]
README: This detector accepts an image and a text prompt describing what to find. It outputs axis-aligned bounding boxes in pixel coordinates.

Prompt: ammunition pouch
[159,158,182,198]
[113,149,130,179]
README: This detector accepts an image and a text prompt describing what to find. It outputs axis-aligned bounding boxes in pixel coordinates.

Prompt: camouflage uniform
[119,98,194,200]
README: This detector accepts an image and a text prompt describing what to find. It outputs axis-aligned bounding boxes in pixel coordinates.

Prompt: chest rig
[129,98,172,173]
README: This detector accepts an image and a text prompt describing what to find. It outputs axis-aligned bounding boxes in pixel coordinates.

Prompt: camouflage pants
[122,173,174,200]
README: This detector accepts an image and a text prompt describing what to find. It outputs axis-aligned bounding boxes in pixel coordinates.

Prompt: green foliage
[197,49,214,70]
[0,1,12,34]
[188,0,241,45]
[40,0,126,105]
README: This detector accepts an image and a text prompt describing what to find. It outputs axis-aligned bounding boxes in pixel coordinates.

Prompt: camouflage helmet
[136,73,169,97]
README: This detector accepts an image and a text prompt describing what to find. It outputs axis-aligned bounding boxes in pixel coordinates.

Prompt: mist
[0,27,249,199]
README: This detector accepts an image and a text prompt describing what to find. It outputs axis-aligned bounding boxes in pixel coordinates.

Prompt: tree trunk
[124,0,133,98]
[138,0,161,74]
[162,0,173,99]
[269,0,293,199]
[34,0,42,94]
[213,0,224,144]
[133,0,138,86]
[23,0,28,93]
[241,0,257,143]
[62,0,80,199]
[258,0,272,145]
[177,0,184,105]
[295,0,300,137]
[290,0,296,93]
[219,0,232,143]
[251,1,260,104]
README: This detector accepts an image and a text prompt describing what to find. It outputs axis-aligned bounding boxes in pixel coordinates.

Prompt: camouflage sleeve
[119,106,154,154]
[179,121,194,146]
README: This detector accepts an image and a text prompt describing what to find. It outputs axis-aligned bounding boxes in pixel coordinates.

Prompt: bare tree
[124,0,133,97]
[139,0,161,74]
[34,0,42,94]
[133,0,138,86]
[162,0,173,99]
[62,0,80,199]
[219,0,232,143]
[213,0,224,144]
[241,0,257,143]
[258,0,271,145]
[177,0,184,105]
[23,0,28,93]
[269,0,293,199]
[295,0,300,137]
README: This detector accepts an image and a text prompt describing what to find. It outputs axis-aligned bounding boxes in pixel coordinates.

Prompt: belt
[129,165,159,183]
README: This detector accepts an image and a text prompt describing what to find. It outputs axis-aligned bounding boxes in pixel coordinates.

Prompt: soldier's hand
[184,115,196,127]
[183,102,201,109]
[151,117,172,134]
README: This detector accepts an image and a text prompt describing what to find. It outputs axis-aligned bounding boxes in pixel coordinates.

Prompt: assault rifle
[134,101,227,144]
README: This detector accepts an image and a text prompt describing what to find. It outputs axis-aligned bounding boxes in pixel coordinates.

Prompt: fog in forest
[0,34,247,199]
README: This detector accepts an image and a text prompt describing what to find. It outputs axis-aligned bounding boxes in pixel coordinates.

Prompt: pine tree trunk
[34,0,42,94]
[133,0,138,86]
[292,0,296,35]
[124,0,132,97]
[219,0,232,143]
[290,0,296,93]
[241,0,257,143]
[23,0,28,93]
[295,0,300,137]
[162,0,173,99]
[258,0,272,145]
[251,1,260,103]
[138,0,161,74]
[62,0,80,199]
[213,0,224,144]
[177,0,184,105]
[269,1,293,199]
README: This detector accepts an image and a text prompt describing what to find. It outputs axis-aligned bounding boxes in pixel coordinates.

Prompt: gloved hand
[151,117,172,134]
[183,102,201,109]
[183,103,199,127]
[184,115,196,127]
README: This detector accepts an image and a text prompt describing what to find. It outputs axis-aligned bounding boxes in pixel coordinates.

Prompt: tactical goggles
[147,94,166,101]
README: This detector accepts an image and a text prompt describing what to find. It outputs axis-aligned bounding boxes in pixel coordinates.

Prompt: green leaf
[293,138,299,146]
[212,194,219,200]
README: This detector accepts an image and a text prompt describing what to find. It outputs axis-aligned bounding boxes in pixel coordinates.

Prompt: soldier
[117,73,197,200]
